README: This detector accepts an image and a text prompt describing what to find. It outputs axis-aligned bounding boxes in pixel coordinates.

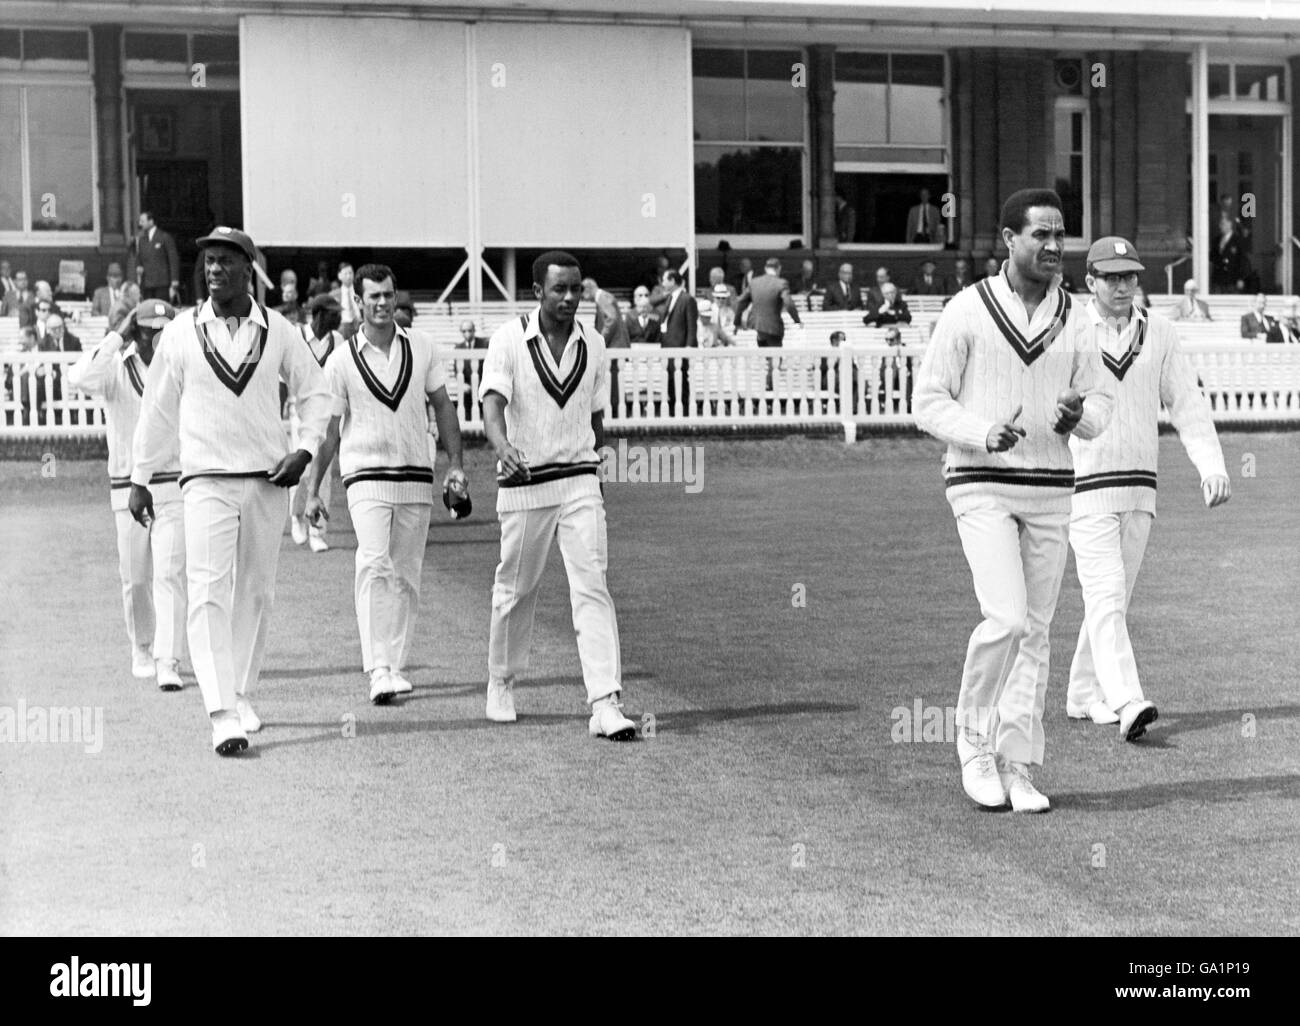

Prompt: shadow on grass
[1156,704,1300,739]
[1054,772,1300,811]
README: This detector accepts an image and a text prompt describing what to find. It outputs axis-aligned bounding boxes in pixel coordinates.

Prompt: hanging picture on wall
[139,108,175,155]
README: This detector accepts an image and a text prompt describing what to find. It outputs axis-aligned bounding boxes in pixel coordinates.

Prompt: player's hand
[128,484,155,528]
[1202,474,1231,508]
[986,405,1026,453]
[267,449,312,487]
[495,443,530,484]
[1053,388,1084,434]
[303,494,328,526]
[116,307,138,343]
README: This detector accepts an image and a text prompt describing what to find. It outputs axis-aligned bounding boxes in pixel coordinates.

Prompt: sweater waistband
[1074,469,1157,493]
[498,461,600,489]
[343,464,435,489]
[944,465,1075,489]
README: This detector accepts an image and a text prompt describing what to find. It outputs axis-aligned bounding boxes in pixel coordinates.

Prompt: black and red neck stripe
[522,314,588,408]
[195,302,268,397]
[349,328,412,412]
[975,280,1072,367]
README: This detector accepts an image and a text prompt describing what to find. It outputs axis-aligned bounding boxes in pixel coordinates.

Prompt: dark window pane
[124,32,188,63]
[1207,63,1230,99]
[192,34,239,68]
[1235,64,1282,101]
[747,71,804,142]
[1071,111,1083,152]
[693,74,745,140]
[0,29,20,64]
[23,30,88,64]
[747,49,802,81]
[891,54,944,88]
[694,145,803,235]
[833,171,949,244]
[693,48,744,79]
[835,52,887,84]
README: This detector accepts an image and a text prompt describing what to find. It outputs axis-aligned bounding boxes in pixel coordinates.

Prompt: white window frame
[692,45,810,250]
[1054,95,1092,250]
[0,29,100,246]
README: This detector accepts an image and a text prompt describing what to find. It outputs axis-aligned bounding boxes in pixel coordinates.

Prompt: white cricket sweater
[914,268,1114,516]
[67,332,180,511]
[479,308,607,513]
[131,299,332,488]
[1070,303,1226,516]
[324,324,445,505]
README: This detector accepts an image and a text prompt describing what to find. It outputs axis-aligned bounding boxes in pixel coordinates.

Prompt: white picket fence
[3,342,1299,442]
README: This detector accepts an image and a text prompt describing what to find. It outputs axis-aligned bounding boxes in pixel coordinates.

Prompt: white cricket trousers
[955,507,1070,766]
[1067,510,1153,711]
[114,502,186,661]
[489,495,621,704]
[349,497,431,673]
[183,476,287,715]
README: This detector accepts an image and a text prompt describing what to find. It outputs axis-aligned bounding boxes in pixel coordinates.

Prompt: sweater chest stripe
[974,282,1070,367]
[525,336,587,408]
[124,357,145,397]
[195,305,267,397]
[1101,317,1147,381]
[349,334,413,413]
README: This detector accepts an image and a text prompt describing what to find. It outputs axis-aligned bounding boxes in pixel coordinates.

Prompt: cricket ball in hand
[1057,388,1083,411]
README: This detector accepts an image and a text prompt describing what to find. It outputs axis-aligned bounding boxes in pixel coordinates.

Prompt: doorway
[1208,114,1284,292]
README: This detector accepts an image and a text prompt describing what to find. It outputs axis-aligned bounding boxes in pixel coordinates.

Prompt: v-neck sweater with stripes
[67,330,180,511]
[914,270,1114,517]
[323,325,445,505]
[131,300,332,489]
[1069,303,1225,517]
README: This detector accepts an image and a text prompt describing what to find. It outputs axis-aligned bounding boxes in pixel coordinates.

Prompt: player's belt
[498,461,600,488]
[178,470,276,488]
[112,472,179,489]
[342,464,435,489]
[944,466,1075,489]
[1074,470,1157,493]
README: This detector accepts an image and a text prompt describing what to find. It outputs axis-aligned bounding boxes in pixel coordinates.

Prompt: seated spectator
[698,290,738,349]
[820,329,860,412]
[19,281,61,331]
[876,325,913,413]
[0,259,14,301]
[2,269,32,316]
[910,259,944,296]
[5,326,39,425]
[1240,293,1283,343]
[706,266,736,306]
[393,290,416,328]
[108,282,142,331]
[1167,279,1212,321]
[979,256,1002,281]
[795,259,820,296]
[306,260,332,298]
[457,319,490,420]
[865,266,892,310]
[863,282,912,327]
[91,262,127,317]
[624,286,660,345]
[823,263,863,311]
[276,270,304,324]
[1280,296,1300,344]
[37,312,82,425]
[947,256,974,294]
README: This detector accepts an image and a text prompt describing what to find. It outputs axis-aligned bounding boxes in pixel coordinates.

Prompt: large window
[1053,98,1089,240]
[0,29,96,240]
[833,52,947,245]
[693,47,806,238]
[123,30,239,84]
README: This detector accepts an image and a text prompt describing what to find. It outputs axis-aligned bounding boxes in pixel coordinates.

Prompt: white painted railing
[4,343,1299,441]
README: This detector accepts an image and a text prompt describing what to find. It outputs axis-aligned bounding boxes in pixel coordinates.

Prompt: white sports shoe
[956,728,1007,808]
[156,659,183,691]
[1067,699,1120,725]
[131,647,156,679]
[211,710,248,756]
[588,693,636,741]
[308,527,329,553]
[235,697,262,733]
[369,668,397,705]
[485,679,517,722]
[1118,700,1158,742]
[290,515,308,545]
[390,670,413,695]
[999,760,1051,813]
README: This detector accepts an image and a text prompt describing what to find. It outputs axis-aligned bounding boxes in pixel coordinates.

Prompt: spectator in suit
[1167,279,1212,321]
[823,263,863,311]
[795,259,820,296]
[947,257,974,295]
[1211,212,1250,294]
[876,325,913,413]
[306,260,332,298]
[456,318,491,419]
[1,269,31,316]
[865,266,893,311]
[910,258,944,296]
[707,266,737,305]
[979,256,1001,281]
[276,270,304,324]
[91,262,127,318]
[658,269,699,414]
[835,193,857,243]
[734,257,802,348]
[1240,294,1283,343]
[820,329,860,413]
[0,260,16,301]
[1279,296,1300,344]
[581,277,630,348]
[330,263,362,339]
[5,325,40,425]
[863,282,912,327]
[905,188,943,244]
[37,312,81,425]
[108,282,142,332]
[132,211,181,302]
[624,286,660,345]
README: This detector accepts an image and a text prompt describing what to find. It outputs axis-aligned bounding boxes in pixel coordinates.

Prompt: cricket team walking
[97,196,1225,797]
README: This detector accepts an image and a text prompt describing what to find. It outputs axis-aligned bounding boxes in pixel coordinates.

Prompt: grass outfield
[1,432,1297,936]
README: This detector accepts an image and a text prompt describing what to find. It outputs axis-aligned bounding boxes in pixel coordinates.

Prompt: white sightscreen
[474,23,693,248]
[240,15,470,247]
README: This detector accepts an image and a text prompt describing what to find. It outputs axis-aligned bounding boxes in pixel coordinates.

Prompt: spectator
[657,268,699,413]
[1280,296,1300,344]
[731,257,754,297]
[1218,194,1251,254]
[456,318,490,420]
[623,286,660,345]
[331,262,361,339]
[708,284,737,346]
[646,254,671,291]
[1211,211,1250,294]
[1167,279,1212,321]
[835,193,857,243]
[5,325,39,424]
[823,263,863,311]
[91,262,127,318]
[979,256,1002,281]
[820,329,859,412]
[19,281,61,334]
[108,282,142,331]
[37,312,82,425]
[735,257,801,348]
[865,266,892,310]
[707,266,737,305]
[306,260,332,298]
[276,270,304,324]
[1240,294,1283,343]
[1,260,17,301]
[1,269,31,316]
[393,290,416,329]
[906,188,943,244]
[132,210,181,303]
[863,282,912,327]
[910,258,944,296]
[876,325,913,413]
[795,258,820,295]
[581,277,629,348]
[947,257,974,294]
